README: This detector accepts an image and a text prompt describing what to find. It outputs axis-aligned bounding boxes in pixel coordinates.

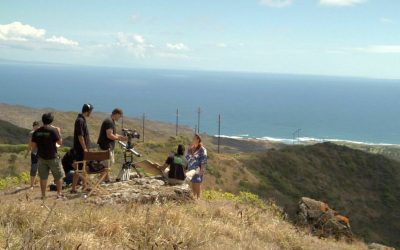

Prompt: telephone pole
[142,113,145,143]
[197,107,201,134]
[292,128,301,144]
[218,114,221,153]
[176,108,179,136]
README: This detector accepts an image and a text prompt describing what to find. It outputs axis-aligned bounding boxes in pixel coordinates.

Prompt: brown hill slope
[0,119,30,144]
[238,142,400,248]
[0,103,193,143]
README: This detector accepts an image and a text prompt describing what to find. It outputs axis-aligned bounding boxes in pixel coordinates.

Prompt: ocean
[1,63,400,145]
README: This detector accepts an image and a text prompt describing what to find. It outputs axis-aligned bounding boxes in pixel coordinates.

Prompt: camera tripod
[117,141,142,181]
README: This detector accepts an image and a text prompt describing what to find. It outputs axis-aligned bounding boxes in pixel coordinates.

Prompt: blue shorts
[191,174,203,183]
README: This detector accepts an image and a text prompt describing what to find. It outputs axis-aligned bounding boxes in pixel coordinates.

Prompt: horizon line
[0,58,399,81]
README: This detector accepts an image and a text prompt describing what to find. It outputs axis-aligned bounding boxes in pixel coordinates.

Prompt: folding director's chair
[73,150,110,197]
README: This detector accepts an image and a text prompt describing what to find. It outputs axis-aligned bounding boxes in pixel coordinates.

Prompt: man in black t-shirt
[97,108,127,180]
[97,108,126,152]
[71,103,94,193]
[31,112,65,199]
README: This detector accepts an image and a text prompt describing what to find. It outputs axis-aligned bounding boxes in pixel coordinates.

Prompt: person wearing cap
[70,103,94,193]
[97,108,127,180]
[31,112,65,199]
[26,121,41,190]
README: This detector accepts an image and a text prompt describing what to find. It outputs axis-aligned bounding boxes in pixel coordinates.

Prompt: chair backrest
[83,150,110,161]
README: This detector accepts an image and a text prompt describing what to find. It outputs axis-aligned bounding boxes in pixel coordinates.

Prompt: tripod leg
[133,166,142,178]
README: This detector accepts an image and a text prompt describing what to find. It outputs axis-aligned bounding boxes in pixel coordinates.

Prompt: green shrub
[0,144,27,154]
[202,190,265,208]
[0,171,30,190]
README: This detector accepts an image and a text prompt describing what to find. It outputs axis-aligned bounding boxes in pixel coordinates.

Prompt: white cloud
[0,22,45,41]
[319,0,365,7]
[259,0,293,8]
[216,43,227,48]
[116,32,154,58]
[133,34,145,44]
[46,36,79,46]
[355,45,400,54]
[325,49,348,54]
[0,21,79,48]
[380,17,394,24]
[129,13,140,23]
[166,43,189,51]
[157,52,190,60]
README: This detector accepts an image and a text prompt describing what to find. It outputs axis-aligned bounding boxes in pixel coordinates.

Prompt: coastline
[215,134,400,147]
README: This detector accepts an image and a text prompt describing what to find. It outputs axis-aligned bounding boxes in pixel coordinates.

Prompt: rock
[297,197,353,240]
[86,176,192,205]
[368,243,395,250]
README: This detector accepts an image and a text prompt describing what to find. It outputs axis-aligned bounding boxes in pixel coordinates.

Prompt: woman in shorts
[186,134,207,199]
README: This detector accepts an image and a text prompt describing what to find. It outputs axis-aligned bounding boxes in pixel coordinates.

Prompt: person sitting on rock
[162,144,187,185]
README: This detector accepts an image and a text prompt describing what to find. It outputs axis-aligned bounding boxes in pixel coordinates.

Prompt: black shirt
[73,113,89,155]
[165,154,187,180]
[32,126,60,160]
[62,148,75,174]
[97,117,116,150]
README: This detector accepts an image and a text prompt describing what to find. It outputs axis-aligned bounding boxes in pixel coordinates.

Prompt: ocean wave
[323,138,398,146]
[216,135,247,140]
[214,135,399,146]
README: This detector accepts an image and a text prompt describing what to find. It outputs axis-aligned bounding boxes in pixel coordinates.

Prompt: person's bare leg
[191,182,196,197]
[40,179,47,199]
[30,176,35,189]
[198,184,202,199]
[56,179,63,196]
[71,173,79,191]
[192,183,201,199]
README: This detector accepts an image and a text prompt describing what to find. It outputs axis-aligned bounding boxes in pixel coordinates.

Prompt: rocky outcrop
[368,243,395,250]
[87,177,192,205]
[297,197,353,240]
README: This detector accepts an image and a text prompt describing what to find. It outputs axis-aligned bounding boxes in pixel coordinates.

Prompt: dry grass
[0,190,368,250]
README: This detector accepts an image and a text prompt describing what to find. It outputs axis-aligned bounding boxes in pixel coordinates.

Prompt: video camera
[122,128,140,140]
[122,128,140,150]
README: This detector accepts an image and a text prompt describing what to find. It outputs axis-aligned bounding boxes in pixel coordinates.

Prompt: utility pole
[292,128,301,144]
[142,113,145,143]
[297,129,301,144]
[197,107,201,134]
[176,108,179,136]
[218,114,221,154]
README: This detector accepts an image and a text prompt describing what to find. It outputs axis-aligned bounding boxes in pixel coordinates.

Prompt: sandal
[56,194,66,200]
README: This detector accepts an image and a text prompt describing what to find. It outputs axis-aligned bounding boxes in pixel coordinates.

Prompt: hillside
[237,142,400,248]
[0,187,370,249]
[0,119,30,144]
[0,104,399,248]
[0,103,194,142]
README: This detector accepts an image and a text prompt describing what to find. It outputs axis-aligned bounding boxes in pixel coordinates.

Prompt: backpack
[87,160,106,173]
[168,155,186,180]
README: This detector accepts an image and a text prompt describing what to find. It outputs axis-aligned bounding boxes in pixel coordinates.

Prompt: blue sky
[0,0,399,79]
